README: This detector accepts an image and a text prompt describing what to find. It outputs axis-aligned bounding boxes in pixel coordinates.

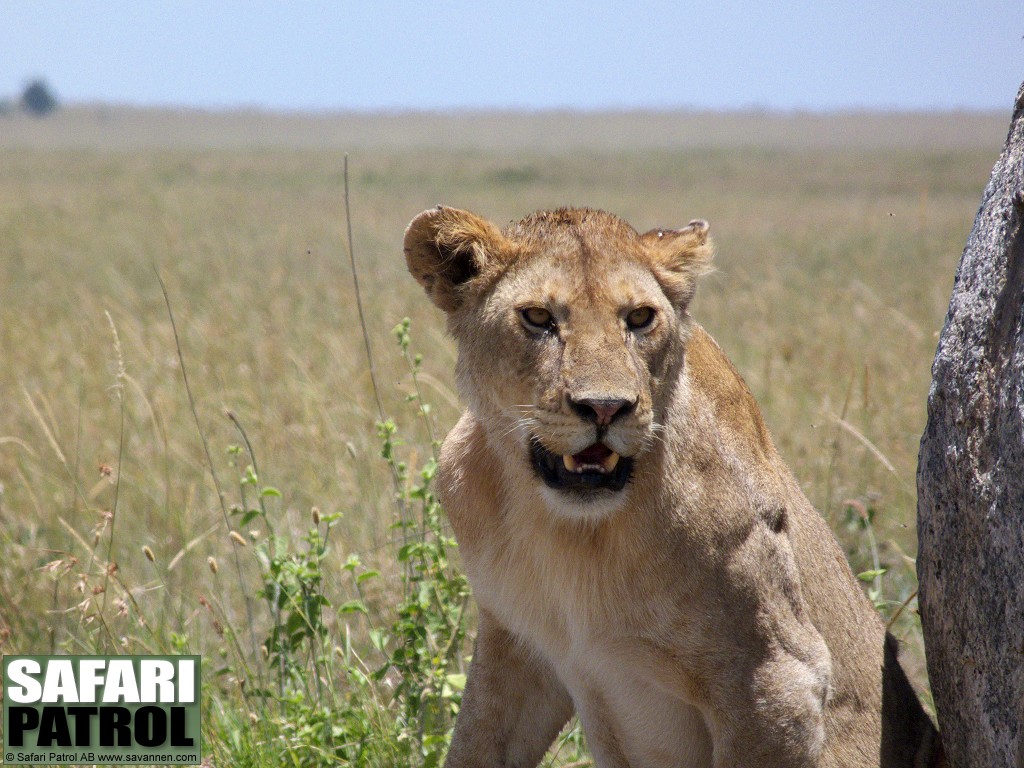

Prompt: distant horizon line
[10,100,1011,118]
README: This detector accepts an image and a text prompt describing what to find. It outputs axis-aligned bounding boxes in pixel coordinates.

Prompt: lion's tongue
[575,443,613,464]
[562,443,620,473]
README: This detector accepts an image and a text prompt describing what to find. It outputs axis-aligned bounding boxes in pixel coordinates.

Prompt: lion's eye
[521,306,555,331]
[626,306,656,331]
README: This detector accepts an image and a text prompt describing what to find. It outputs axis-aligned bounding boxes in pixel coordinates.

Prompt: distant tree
[20,79,58,117]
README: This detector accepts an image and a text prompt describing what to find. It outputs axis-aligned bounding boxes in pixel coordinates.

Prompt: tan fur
[404,206,938,767]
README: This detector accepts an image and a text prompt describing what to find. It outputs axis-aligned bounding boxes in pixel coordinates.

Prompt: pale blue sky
[2,1,1022,111]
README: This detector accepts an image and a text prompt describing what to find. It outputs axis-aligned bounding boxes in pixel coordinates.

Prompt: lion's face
[471,249,676,509]
[405,207,712,520]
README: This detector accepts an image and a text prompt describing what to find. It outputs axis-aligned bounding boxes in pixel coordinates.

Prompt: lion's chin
[529,438,634,496]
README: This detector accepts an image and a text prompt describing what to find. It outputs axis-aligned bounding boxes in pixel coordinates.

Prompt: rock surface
[917,81,1024,767]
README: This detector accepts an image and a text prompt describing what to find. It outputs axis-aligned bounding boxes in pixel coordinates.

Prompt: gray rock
[918,81,1024,767]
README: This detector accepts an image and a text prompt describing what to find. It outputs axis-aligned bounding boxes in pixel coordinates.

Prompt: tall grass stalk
[342,155,412,586]
[154,265,260,669]
[99,311,126,621]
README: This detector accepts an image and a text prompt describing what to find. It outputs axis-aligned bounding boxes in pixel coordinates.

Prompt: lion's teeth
[563,452,620,474]
[602,452,620,472]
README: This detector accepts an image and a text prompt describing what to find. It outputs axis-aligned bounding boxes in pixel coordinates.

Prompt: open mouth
[530,439,634,493]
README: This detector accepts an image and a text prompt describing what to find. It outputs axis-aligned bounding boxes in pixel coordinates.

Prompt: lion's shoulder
[683,325,776,461]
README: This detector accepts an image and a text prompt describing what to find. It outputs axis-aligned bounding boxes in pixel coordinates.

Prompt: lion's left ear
[404,206,510,313]
[640,219,714,307]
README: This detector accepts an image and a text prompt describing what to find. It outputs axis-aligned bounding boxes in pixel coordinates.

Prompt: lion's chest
[463,518,713,767]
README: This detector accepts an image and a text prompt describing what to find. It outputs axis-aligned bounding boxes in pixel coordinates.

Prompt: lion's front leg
[445,608,574,768]
[703,649,832,768]
[693,510,837,768]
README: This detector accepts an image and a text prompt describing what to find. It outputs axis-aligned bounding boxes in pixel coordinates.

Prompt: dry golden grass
[0,107,1004,709]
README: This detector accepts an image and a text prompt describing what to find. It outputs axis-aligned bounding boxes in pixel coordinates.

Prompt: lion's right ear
[404,206,508,313]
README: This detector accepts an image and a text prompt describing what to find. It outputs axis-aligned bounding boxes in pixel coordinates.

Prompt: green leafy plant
[371,319,471,766]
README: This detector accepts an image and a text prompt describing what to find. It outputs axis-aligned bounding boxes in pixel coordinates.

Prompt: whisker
[496,416,538,442]
[497,422,521,440]
[640,422,667,449]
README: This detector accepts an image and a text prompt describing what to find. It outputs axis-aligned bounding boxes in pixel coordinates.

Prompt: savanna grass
[0,108,1006,764]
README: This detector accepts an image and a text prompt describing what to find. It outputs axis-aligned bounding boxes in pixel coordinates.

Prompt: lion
[403,205,942,767]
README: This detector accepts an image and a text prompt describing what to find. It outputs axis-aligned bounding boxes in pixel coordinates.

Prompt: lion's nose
[568,396,636,427]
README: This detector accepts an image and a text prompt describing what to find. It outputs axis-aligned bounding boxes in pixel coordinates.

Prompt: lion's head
[405,206,712,519]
